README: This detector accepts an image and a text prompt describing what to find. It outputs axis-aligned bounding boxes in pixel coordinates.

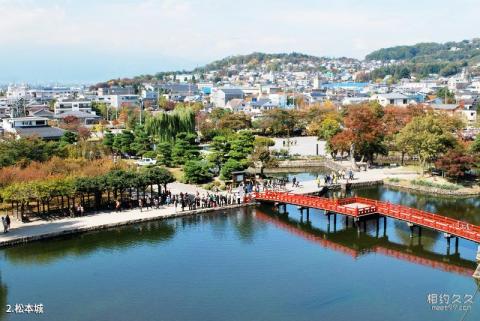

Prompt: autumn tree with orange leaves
[329,103,387,165]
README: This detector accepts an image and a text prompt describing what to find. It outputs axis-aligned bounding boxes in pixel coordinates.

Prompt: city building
[1,116,65,140]
[211,88,244,107]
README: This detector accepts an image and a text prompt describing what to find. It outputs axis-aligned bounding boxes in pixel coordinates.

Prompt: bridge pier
[297,206,309,216]
[375,217,380,238]
[275,202,287,214]
[406,223,423,241]
[408,223,414,238]
[383,216,387,237]
[444,233,454,255]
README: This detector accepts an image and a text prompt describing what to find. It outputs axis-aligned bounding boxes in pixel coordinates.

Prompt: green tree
[131,125,152,156]
[207,135,231,169]
[253,109,297,136]
[145,107,195,142]
[103,130,115,152]
[113,130,135,155]
[227,131,254,165]
[143,166,175,193]
[60,131,78,146]
[396,114,457,172]
[183,160,212,184]
[317,117,341,140]
[254,136,275,147]
[436,87,455,104]
[91,101,110,120]
[172,132,199,165]
[471,135,480,154]
[219,159,244,180]
[250,144,277,176]
[156,142,173,167]
[0,137,65,168]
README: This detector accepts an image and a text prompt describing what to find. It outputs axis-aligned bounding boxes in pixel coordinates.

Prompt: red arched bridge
[252,191,480,244]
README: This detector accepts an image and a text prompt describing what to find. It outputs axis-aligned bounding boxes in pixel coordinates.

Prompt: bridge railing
[254,192,480,242]
[254,191,380,217]
[353,196,480,242]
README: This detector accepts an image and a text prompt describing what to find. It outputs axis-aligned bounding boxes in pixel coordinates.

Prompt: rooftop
[15,126,66,139]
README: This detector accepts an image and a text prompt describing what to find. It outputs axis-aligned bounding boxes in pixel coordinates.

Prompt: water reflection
[0,204,479,321]
[0,274,7,321]
[256,205,477,277]
[1,209,268,266]
[2,221,176,265]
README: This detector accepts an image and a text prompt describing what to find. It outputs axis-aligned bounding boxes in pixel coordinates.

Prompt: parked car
[135,158,157,166]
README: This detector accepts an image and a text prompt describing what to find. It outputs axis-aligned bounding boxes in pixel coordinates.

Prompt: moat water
[1,183,479,321]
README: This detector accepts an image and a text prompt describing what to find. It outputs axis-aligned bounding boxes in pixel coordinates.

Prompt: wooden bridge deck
[253,191,480,244]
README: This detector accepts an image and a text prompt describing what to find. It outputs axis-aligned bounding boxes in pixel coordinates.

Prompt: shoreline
[2,167,479,249]
[0,203,255,249]
[383,181,480,198]
[265,161,480,198]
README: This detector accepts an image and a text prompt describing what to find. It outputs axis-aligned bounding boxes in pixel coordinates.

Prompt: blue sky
[1,0,480,83]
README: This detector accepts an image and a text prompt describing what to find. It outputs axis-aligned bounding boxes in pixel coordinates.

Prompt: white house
[371,93,411,107]
[210,88,244,108]
[54,99,93,115]
[2,116,65,140]
[108,95,140,109]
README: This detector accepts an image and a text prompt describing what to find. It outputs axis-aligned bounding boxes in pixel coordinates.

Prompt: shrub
[411,179,460,191]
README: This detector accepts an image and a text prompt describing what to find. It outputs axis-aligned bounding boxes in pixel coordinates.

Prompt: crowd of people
[2,171,355,233]
[105,187,251,214]
[261,178,289,190]
[316,170,355,187]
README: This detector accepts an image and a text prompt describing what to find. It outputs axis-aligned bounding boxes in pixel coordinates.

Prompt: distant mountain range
[191,52,358,73]
[364,39,480,80]
[100,39,480,86]
[366,38,480,64]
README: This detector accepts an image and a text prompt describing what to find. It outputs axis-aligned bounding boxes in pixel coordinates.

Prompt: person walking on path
[139,198,144,212]
[115,199,121,212]
[5,214,11,232]
[2,217,7,233]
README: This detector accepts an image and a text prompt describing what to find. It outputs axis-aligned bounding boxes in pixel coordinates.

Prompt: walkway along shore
[0,167,416,248]
[0,202,255,248]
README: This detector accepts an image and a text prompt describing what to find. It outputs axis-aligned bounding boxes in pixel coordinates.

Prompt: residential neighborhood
[1,52,480,141]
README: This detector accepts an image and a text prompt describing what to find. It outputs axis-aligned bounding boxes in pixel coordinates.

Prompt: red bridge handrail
[253,191,480,243]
